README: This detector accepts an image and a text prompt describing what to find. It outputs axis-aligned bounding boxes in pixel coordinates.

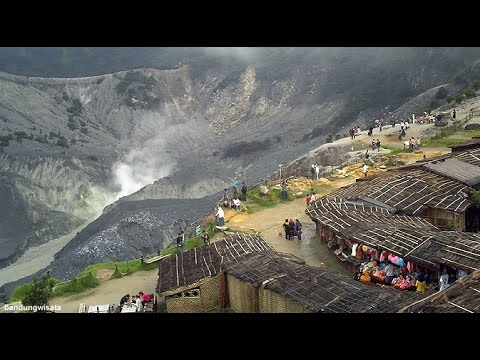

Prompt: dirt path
[53,270,158,313]
[223,177,355,274]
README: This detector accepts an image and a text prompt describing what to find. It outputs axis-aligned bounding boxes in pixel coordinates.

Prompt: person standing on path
[216,206,225,227]
[176,231,185,253]
[281,179,288,200]
[295,219,303,242]
[283,219,290,240]
[363,164,369,177]
[241,182,248,202]
[201,230,210,246]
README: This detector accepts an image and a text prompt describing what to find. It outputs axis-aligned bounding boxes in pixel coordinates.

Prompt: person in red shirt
[139,291,152,305]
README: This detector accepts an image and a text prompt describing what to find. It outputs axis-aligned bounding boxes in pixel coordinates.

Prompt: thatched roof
[156,233,274,295]
[323,169,471,215]
[422,158,480,187]
[449,138,480,153]
[400,269,480,313]
[454,147,480,168]
[306,199,480,272]
[226,253,419,313]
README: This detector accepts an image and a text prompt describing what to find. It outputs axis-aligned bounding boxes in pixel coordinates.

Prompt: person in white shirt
[363,164,369,177]
[439,268,450,291]
[216,206,225,226]
[135,295,144,312]
[315,165,320,179]
[232,197,241,211]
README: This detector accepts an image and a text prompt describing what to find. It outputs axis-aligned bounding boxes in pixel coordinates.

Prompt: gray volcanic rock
[49,196,216,281]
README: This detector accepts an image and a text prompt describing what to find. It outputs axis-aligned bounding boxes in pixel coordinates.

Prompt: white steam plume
[112,139,175,201]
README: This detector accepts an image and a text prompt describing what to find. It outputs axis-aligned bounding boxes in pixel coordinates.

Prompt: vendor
[384,262,396,285]
[415,274,427,293]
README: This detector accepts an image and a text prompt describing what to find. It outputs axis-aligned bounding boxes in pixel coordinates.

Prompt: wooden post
[219,272,226,311]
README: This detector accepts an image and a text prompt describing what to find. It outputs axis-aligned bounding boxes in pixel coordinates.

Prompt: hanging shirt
[351,243,358,256]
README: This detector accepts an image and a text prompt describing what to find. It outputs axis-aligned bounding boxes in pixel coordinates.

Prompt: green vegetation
[77,260,158,281]
[10,283,33,302]
[49,131,61,139]
[381,144,406,155]
[435,87,449,99]
[473,80,480,91]
[56,136,69,148]
[444,221,460,231]
[111,265,122,279]
[21,275,56,308]
[244,185,303,214]
[51,272,100,298]
[34,135,48,144]
[9,220,219,303]
[116,70,156,94]
[13,131,28,138]
[311,183,334,195]
[0,134,13,147]
[13,131,33,143]
[464,88,476,98]
[67,120,78,131]
[422,129,480,148]
[67,98,83,116]
[470,189,480,207]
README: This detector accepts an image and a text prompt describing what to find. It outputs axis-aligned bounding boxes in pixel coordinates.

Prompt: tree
[22,275,53,309]
[435,87,449,99]
[473,80,480,91]
[470,190,480,207]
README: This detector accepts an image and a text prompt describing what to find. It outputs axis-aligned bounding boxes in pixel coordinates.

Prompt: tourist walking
[281,179,288,200]
[295,219,302,241]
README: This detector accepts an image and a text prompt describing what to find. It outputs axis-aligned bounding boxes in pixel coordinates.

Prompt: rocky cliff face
[1,48,479,293]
